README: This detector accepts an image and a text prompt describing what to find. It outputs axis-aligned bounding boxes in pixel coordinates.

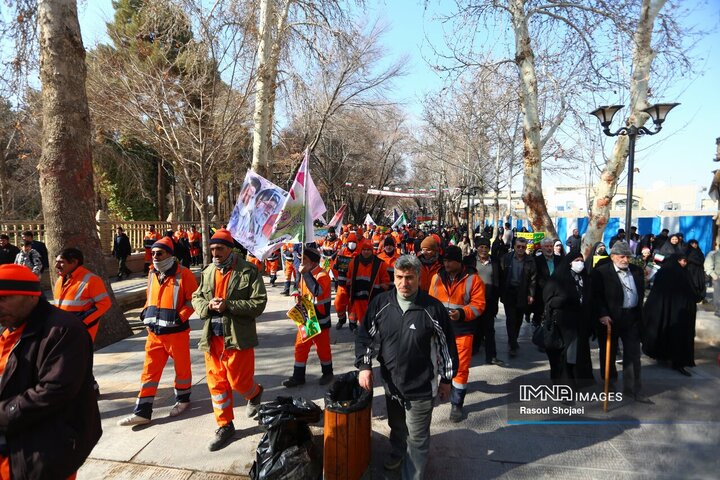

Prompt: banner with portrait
[227,170,288,259]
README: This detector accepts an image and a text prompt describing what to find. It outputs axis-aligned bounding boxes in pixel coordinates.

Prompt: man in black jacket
[499,237,537,357]
[356,254,457,479]
[591,241,650,403]
[532,238,562,328]
[0,264,101,478]
[0,236,19,266]
[112,226,133,279]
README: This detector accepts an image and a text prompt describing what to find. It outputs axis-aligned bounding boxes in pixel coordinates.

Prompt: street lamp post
[590,102,679,235]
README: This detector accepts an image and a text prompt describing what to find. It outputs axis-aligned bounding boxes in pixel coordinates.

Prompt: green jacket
[193,255,268,352]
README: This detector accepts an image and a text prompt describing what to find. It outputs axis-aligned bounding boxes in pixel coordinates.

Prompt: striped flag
[269,150,326,244]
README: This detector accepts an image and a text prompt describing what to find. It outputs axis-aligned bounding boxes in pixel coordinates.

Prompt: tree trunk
[37,0,131,349]
[157,157,165,221]
[508,0,557,237]
[582,0,665,257]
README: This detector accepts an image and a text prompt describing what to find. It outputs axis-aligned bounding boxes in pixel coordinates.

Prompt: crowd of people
[0,219,712,479]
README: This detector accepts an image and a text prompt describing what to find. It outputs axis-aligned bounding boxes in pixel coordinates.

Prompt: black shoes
[282,377,306,388]
[319,373,334,386]
[675,367,692,377]
[208,422,235,451]
[335,318,346,330]
[449,404,463,423]
[348,322,358,332]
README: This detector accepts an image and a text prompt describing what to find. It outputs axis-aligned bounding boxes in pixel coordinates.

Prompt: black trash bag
[256,396,323,429]
[324,370,372,413]
[249,396,322,480]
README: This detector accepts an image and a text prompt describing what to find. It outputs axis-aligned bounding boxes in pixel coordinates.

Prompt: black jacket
[0,298,102,480]
[0,244,20,265]
[112,233,132,259]
[355,289,458,401]
[533,253,563,311]
[590,262,645,326]
[499,252,537,308]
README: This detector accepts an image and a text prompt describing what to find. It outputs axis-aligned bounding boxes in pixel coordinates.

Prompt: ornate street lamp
[589,102,679,234]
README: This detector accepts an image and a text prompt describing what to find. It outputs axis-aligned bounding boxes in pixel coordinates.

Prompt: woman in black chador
[642,253,702,376]
[542,253,595,390]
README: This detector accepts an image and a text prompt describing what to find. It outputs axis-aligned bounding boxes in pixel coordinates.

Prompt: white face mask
[153,256,176,273]
[571,260,584,273]
[347,242,357,250]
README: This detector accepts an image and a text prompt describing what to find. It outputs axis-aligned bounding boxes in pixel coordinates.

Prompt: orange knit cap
[210,228,235,248]
[0,264,41,297]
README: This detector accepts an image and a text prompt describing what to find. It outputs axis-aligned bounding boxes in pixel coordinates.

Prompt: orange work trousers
[334,285,349,319]
[138,329,192,400]
[284,260,296,282]
[205,335,261,427]
[452,334,474,387]
[294,328,332,366]
[348,299,369,324]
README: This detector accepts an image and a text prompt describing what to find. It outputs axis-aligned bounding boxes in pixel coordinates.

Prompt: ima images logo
[520,385,573,402]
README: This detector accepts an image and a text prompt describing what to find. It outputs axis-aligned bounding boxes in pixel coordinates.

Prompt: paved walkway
[79,273,720,479]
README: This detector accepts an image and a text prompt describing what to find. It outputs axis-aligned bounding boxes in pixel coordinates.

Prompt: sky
[78,0,720,191]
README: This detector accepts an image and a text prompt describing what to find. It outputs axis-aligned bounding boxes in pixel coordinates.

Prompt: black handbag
[532,307,564,351]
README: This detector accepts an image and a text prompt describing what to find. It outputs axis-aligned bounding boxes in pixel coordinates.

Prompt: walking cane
[603,321,612,413]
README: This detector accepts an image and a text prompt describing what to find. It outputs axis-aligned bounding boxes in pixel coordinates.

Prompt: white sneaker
[117,414,151,426]
[169,402,191,417]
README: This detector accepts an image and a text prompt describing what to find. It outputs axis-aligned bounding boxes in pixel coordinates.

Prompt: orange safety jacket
[142,263,198,335]
[429,268,486,336]
[143,231,161,262]
[377,250,400,280]
[419,259,442,293]
[346,255,390,302]
[333,247,358,285]
[371,232,384,253]
[53,265,111,341]
[188,231,201,255]
[299,265,332,329]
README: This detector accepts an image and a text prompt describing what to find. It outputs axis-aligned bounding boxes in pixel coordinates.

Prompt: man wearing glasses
[118,236,199,426]
[499,237,537,357]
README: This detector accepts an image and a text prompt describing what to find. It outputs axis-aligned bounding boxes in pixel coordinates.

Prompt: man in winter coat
[0,264,101,479]
[192,229,267,452]
[499,237,537,357]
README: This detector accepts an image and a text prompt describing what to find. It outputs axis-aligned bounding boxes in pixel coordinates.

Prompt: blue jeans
[385,395,434,480]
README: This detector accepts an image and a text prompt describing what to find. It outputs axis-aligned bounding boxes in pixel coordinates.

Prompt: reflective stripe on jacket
[53,265,111,336]
[142,263,198,335]
[429,268,486,336]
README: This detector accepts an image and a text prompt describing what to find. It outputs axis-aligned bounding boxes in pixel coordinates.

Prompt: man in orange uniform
[346,239,390,332]
[143,225,161,274]
[429,246,485,422]
[282,243,334,388]
[192,229,267,452]
[371,227,385,254]
[377,235,400,282]
[281,242,299,296]
[53,247,111,343]
[318,226,342,273]
[118,237,199,426]
[0,264,101,480]
[188,225,202,265]
[264,248,280,287]
[418,236,442,293]
[53,248,112,395]
[333,232,359,329]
